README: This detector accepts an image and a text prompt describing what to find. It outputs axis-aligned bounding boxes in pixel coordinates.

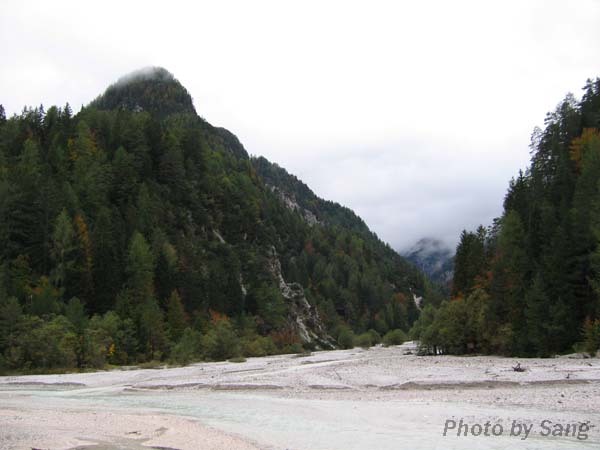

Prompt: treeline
[0,68,423,373]
[412,78,600,357]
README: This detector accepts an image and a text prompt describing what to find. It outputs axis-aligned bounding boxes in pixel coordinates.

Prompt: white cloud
[2,0,600,249]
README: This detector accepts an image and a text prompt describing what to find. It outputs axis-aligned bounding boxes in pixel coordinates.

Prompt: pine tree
[125,231,155,303]
[452,228,486,297]
[525,274,549,356]
[166,290,187,342]
[139,297,167,360]
[50,209,76,291]
[488,210,529,353]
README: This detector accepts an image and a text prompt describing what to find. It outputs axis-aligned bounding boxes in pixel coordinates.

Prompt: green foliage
[0,297,23,366]
[280,342,304,354]
[241,335,277,357]
[430,79,600,357]
[166,290,187,342]
[138,298,167,360]
[65,297,87,332]
[367,329,382,345]
[382,329,407,347]
[452,227,487,297]
[203,320,240,361]
[228,356,247,363]
[354,332,374,349]
[251,283,286,333]
[409,303,436,341]
[524,275,550,356]
[29,276,62,316]
[90,67,196,119]
[125,231,155,303]
[86,311,137,365]
[0,68,425,372]
[50,209,76,290]
[170,328,202,365]
[20,316,77,369]
[337,326,355,349]
[581,318,600,356]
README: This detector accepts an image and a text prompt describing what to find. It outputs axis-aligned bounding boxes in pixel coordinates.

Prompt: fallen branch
[512,362,526,372]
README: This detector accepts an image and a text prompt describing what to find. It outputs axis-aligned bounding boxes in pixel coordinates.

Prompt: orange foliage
[29,276,60,298]
[67,138,77,161]
[472,272,491,291]
[393,292,407,304]
[209,309,229,324]
[304,240,315,255]
[570,128,600,172]
[270,327,300,347]
[74,214,94,295]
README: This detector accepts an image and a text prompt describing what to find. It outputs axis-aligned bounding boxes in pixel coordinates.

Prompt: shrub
[242,335,277,357]
[281,342,304,354]
[228,356,246,363]
[270,327,301,349]
[20,316,78,369]
[382,329,407,346]
[337,327,355,349]
[203,320,240,360]
[354,333,373,349]
[368,329,382,345]
[138,360,164,369]
[83,326,111,368]
[171,328,202,364]
[582,318,600,356]
[85,312,137,366]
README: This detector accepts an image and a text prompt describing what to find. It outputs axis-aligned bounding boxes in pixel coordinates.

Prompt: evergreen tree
[452,227,486,297]
[139,297,167,360]
[166,290,187,342]
[0,67,432,370]
[50,209,76,291]
[524,275,549,356]
[125,231,155,304]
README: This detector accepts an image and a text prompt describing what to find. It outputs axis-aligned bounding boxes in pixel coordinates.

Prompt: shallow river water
[5,385,599,450]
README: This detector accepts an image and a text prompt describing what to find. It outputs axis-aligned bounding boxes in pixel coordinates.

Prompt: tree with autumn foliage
[415,78,600,357]
[0,67,425,372]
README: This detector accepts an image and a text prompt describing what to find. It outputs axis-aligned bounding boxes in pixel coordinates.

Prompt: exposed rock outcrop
[266,247,335,349]
[412,293,424,310]
[267,185,320,226]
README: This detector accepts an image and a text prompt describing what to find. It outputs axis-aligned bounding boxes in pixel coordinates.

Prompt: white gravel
[1,346,599,449]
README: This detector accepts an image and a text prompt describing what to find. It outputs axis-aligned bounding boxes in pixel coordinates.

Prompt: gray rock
[266,246,335,349]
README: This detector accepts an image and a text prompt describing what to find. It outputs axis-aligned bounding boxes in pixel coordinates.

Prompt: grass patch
[228,356,247,363]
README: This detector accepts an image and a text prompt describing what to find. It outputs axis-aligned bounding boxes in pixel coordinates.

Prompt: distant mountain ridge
[403,238,454,288]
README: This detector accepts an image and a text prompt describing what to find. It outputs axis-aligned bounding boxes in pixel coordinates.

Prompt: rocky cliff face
[266,247,335,349]
[267,185,320,226]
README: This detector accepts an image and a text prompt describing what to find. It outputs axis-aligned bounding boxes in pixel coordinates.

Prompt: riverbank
[1,346,599,449]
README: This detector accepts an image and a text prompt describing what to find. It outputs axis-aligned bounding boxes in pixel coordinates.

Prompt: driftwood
[512,362,526,372]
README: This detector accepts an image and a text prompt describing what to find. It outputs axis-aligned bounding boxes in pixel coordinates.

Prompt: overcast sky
[2,1,600,251]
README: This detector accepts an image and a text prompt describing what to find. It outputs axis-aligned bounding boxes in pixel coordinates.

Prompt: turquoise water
[10,386,599,450]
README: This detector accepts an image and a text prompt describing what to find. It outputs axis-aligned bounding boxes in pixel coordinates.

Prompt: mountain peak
[90,67,196,118]
[407,238,452,258]
[403,237,454,288]
[116,66,176,84]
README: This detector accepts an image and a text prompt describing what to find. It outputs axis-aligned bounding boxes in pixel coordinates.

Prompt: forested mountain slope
[403,238,453,290]
[413,78,600,357]
[0,67,423,371]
